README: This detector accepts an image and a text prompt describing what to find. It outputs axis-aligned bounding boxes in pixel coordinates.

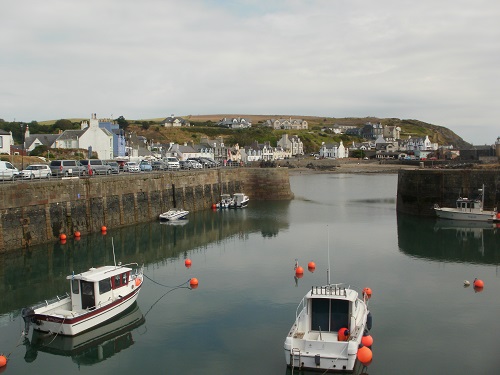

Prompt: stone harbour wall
[0,168,294,252]
[397,169,500,216]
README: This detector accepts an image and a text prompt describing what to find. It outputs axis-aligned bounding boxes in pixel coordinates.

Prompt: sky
[1,0,499,145]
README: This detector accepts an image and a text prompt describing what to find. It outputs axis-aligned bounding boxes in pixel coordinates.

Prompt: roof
[25,133,60,147]
[67,265,133,282]
[57,129,86,140]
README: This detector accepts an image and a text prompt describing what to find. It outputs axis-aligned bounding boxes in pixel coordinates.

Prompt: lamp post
[20,123,25,170]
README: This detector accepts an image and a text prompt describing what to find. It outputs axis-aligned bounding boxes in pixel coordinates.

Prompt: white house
[319,141,348,159]
[0,129,13,154]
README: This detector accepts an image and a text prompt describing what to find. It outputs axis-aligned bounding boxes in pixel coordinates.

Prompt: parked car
[179,160,193,170]
[123,161,140,172]
[105,161,120,174]
[200,157,219,168]
[187,158,203,169]
[152,160,167,170]
[80,159,112,175]
[164,157,180,170]
[49,160,86,177]
[17,164,51,179]
[139,160,153,172]
[0,161,19,180]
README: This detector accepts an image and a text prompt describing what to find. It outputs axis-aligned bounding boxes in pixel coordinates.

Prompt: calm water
[1,173,500,375]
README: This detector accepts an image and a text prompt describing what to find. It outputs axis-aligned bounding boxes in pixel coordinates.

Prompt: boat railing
[295,296,307,320]
[311,285,347,297]
[31,293,70,309]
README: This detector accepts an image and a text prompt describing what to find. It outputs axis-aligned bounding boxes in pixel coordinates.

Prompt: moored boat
[22,263,144,337]
[159,209,189,221]
[229,193,249,208]
[284,283,371,372]
[216,194,233,209]
[434,185,498,222]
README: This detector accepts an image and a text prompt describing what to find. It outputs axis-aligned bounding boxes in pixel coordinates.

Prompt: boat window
[81,281,94,296]
[72,279,79,294]
[113,274,121,288]
[122,272,128,285]
[311,298,349,332]
[99,278,112,294]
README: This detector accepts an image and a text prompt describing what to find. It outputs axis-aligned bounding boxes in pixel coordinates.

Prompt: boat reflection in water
[23,302,144,366]
[397,214,500,264]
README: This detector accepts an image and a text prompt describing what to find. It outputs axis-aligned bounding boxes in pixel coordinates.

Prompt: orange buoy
[212,203,216,209]
[59,233,67,240]
[101,226,107,232]
[307,261,316,270]
[496,212,500,219]
[74,231,81,237]
[357,345,373,364]
[185,259,192,267]
[338,327,349,341]
[190,278,199,289]
[135,278,141,286]
[361,333,374,347]
[0,355,7,367]
[473,278,484,288]
[363,287,372,299]
[295,266,304,276]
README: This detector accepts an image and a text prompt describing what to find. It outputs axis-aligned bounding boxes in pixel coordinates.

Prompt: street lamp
[20,123,25,170]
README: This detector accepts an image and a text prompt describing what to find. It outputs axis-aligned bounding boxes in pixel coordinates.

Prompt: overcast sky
[2,0,499,145]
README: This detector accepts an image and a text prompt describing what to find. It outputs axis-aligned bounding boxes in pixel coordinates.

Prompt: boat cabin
[456,198,482,212]
[307,286,358,335]
[67,266,133,311]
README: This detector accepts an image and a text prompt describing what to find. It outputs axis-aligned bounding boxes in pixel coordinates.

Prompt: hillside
[131,115,471,152]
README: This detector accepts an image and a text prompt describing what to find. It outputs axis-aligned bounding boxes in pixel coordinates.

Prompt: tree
[52,119,75,132]
[116,116,129,130]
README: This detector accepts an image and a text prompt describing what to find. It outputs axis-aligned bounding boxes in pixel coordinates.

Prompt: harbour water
[1,173,499,374]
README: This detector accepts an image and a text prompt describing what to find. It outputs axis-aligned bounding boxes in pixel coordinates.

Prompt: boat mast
[327,228,331,285]
[481,184,485,212]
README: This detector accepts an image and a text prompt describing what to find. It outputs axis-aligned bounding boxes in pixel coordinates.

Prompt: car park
[139,160,153,171]
[105,161,120,174]
[17,164,51,179]
[80,159,112,175]
[49,160,86,177]
[124,161,140,172]
[0,161,19,180]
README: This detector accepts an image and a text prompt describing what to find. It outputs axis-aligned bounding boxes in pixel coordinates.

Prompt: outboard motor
[21,307,35,335]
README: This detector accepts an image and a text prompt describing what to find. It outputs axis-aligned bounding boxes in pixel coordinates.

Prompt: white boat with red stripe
[22,263,144,337]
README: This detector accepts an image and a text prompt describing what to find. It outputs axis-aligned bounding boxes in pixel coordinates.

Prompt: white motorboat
[434,185,498,222]
[159,209,189,221]
[24,302,145,364]
[284,283,371,372]
[216,194,233,209]
[22,263,144,337]
[229,193,249,208]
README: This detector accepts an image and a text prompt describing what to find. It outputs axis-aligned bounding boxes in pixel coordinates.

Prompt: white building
[319,141,348,159]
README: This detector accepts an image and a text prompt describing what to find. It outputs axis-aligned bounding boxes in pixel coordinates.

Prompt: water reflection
[0,201,291,316]
[397,214,500,264]
[23,303,144,366]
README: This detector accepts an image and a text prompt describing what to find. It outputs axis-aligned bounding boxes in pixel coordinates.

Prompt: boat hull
[434,208,496,222]
[32,283,142,336]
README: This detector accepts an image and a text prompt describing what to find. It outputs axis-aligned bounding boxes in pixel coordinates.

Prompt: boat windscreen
[311,298,349,332]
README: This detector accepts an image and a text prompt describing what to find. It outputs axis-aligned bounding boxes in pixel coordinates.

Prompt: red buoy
[473,278,484,288]
[363,287,372,299]
[357,345,373,364]
[135,278,141,286]
[190,278,199,289]
[185,259,192,268]
[0,354,7,367]
[74,231,81,237]
[295,266,304,276]
[338,327,349,341]
[307,261,316,270]
[362,334,374,347]
[496,212,500,219]
[59,233,67,240]
[101,226,107,232]
[212,203,217,209]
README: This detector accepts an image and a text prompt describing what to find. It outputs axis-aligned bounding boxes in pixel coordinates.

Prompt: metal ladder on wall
[291,348,301,370]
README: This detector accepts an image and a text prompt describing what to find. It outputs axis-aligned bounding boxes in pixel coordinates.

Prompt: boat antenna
[112,237,117,267]
[327,227,331,285]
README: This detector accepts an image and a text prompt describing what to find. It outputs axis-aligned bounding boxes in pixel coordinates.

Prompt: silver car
[17,164,51,179]
[124,161,140,172]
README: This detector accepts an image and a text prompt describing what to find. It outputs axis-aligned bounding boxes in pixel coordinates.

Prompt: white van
[0,161,19,180]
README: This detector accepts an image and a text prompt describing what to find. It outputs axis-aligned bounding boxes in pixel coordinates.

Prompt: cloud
[1,0,499,144]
